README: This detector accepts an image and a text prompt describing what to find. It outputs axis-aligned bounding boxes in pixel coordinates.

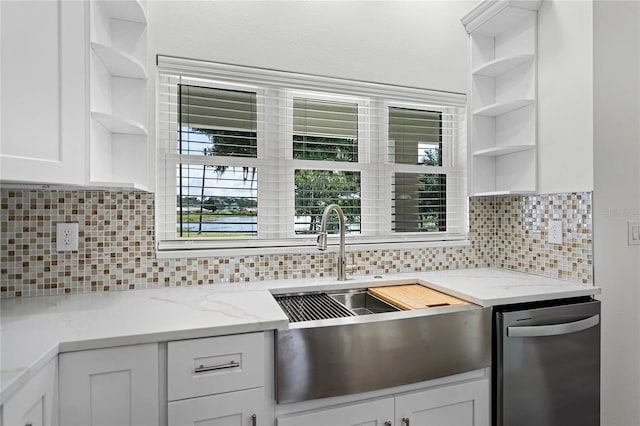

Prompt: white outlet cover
[56,222,79,252]
[548,220,563,245]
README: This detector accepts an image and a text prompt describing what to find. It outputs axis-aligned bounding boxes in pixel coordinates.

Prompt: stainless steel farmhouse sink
[272,285,492,404]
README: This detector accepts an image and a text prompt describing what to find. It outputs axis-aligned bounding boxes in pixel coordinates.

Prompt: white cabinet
[168,388,268,426]
[278,397,395,426]
[277,378,489,426]
[1,358,58,426]
[88,0,150,191]
[395,379,489,426]
[0,0,86,186]
[58,343,159,426]
[462,0,542,196]
[167,332,273,426]
[0,0,151,190]
[167,332,264,401]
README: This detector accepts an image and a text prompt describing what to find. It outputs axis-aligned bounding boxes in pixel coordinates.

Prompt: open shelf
[473,99,535,117]
[91,42,147,79]
[472,144,535,157]
[91,111,148,135]
[103,0,147,24]
[88,0,149,192]
[472,54,534,77]
[464,0,541,197]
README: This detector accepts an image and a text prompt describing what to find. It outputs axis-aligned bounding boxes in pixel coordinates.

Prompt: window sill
[155,238,471,259]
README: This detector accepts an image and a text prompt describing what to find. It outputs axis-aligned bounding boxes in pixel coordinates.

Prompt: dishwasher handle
[507,314,600,337]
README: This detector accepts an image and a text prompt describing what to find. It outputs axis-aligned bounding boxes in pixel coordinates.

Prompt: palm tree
[193,132,257,234]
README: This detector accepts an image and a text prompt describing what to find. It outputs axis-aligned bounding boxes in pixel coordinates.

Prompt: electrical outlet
[548,220,563,245]
[56,222,79,252]
[629,221,640,246]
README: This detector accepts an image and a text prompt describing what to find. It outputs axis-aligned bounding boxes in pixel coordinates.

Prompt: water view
[179,216,257,234]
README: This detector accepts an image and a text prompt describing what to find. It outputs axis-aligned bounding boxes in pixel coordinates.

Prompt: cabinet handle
[251,413,257,426]
[385,421,392,426]
[507,314,600,337]
[193,360,239,373]
[402,418,410,426]
[25,423,33,426]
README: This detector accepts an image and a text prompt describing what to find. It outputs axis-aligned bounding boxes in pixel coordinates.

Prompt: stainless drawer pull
[251,414,257,426]
[507,314,600,338]
[402,417,410,426]
[194,360,239,373]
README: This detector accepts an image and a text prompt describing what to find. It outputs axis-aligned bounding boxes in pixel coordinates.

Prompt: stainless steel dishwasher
[494,297,600,426]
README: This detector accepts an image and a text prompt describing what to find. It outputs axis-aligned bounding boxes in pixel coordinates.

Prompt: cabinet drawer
[168,332,264,401]
[168,387,267,426]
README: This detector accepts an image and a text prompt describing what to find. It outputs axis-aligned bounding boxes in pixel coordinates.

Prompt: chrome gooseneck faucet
[317,204,348,281]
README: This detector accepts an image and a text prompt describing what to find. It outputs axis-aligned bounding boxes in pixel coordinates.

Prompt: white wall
[537,0,594,194]
[593,1,640,425]
[147,0,472,93]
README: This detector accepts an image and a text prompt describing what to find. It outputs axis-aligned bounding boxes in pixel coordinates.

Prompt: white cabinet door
[168,387,269,426]
[2,358,58,426]
[59,344,159,426]
[278,397,394,426]
[395,379,489,426]
[0,0,86,185]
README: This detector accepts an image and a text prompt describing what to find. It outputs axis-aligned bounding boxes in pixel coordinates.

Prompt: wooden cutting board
[369,284,469,311]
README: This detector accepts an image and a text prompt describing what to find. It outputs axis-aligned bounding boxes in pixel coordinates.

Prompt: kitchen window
[156,57,466,255]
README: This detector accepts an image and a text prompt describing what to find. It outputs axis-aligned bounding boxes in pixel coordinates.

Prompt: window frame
[383,101,458,236]
[162,76,266,242]
[285,89,369,239]
[156,57,468,257]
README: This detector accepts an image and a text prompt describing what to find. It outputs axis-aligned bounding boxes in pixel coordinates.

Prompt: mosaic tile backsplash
[0,189,592,298]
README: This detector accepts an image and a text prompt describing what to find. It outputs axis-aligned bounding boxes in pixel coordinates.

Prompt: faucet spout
[317,204,347,281]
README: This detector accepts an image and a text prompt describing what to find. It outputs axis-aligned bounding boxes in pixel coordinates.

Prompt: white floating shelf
[103,0,147,24]
[91,111,148,135]
[91,43,147,79]
[472,144,535,157]
[472,54,534,77]
[473,99,535,117]
[472,190,537,197]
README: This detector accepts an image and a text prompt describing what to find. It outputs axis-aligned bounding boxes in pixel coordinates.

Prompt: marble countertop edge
[0,343,60,406]
[56,318,289,353]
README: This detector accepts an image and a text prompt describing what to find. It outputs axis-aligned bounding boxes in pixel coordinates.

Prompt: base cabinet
[278,397,394,426]
[1,358,58,426]
[58,343,159,426]
[167,332,273,426]
[277,378,489,426]
[168,388,268,426]
[395,379,489,426]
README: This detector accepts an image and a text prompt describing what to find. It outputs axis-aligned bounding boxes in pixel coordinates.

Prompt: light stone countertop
[0,267,600,404]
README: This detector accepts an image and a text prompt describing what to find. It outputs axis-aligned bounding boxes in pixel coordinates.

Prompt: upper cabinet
[0,0,86,186]
[0,0,151,191]
[89,0,150,191]
[462,0,542,196]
